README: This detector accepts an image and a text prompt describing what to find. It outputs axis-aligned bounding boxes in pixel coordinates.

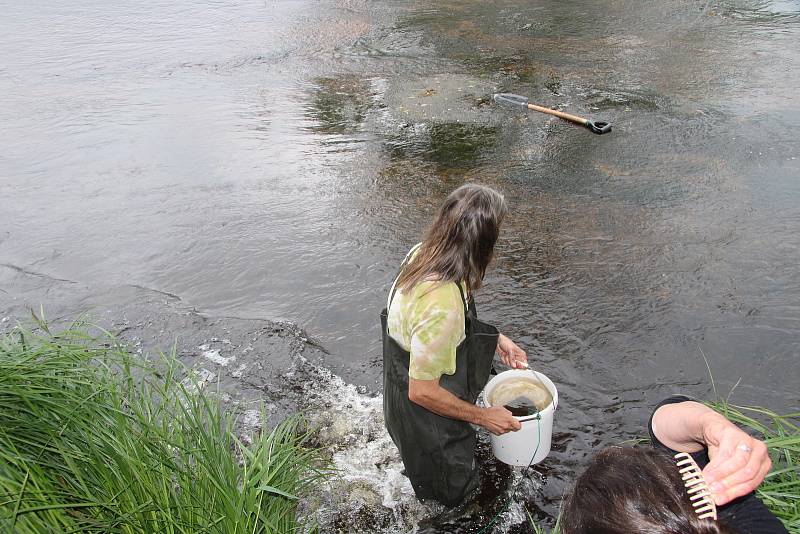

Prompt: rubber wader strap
[386,244,470,333]
[387,243,422,310]
[389,275,469,314]
[455,280,469,314]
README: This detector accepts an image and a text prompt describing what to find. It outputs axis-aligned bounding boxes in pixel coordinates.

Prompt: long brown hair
[396,183,508,295]
[561,447,736,534]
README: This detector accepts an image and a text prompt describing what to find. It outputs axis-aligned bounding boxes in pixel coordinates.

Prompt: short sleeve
[407,282,465,381]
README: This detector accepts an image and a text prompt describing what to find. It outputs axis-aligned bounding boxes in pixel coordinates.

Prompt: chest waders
[381,283,499,507]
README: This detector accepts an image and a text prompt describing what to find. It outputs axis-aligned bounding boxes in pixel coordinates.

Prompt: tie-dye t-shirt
[387,247,466,381]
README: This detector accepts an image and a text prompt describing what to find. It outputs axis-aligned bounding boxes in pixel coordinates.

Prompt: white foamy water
[181,367,216,393]
[199,343,236,366]
[287,355,442,532]
[284,355,543,533]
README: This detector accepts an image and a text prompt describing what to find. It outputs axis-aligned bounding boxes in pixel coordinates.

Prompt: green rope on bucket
[475,411,543,534]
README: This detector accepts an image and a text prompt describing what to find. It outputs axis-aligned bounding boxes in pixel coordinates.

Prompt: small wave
[286,355,544,533]
[288,355,439,532]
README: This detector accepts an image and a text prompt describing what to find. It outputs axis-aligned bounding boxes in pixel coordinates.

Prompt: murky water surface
[2,0,799,531]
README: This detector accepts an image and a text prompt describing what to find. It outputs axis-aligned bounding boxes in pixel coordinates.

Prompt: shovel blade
[586,120,612,135]
[493,93,529,108]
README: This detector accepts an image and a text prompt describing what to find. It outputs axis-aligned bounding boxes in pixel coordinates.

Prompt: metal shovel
[494,93,612,135]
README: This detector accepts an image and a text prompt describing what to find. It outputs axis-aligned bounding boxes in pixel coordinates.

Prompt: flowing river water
[1,0,799,531]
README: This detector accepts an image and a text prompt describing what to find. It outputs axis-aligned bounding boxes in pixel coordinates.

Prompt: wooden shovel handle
[526,103,588,126]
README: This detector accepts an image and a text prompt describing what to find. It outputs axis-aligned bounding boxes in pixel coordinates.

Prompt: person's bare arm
[408,377,521,435]
[652,400,718,452]
[652,400,771,506]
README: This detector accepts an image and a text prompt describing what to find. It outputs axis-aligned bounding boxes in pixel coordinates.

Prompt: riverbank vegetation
[0,323,328,533]
[1,323,796,533]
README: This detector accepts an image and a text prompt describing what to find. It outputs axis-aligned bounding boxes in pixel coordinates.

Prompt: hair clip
[675,452,717,520]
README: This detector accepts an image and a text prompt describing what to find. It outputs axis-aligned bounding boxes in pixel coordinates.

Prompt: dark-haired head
[396,183,508,295]
[561,447,735,534]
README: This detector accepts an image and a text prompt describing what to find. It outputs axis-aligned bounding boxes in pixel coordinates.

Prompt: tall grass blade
[0,325,330,533]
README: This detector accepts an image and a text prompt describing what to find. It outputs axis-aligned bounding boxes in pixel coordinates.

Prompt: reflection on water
[307,76,376,135]
[386,122,500,169]
[1,0,799,530]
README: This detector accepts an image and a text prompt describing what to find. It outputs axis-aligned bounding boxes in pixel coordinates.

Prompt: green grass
[526,507,559,534]
[0,323,329,533]
[5,321,794,534]
[708,400,800,533]
[528,402,799,534]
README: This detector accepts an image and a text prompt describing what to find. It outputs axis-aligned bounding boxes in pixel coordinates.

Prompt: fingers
[508,360,523,369]
[500,351,525,369]
[512,345,527,368]
[705,440,747,484]
[717,455,771,505]
[704,423,746,481]
[497,336,525,356]
[506,343,526,359]
[497,343,528,368]
[706,440,771,505]
[493,420,522,434]
[503,408,522,432]
[484,407,522,434]
[496,345,512,366]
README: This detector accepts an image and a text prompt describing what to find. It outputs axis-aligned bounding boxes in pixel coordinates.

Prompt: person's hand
[701,414,772,506]
[479,405,522,435]
[497,334,528,369]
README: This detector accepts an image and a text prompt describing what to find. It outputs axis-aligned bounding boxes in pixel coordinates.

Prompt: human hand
[701,414,772,506]
[480,405,522,436]
[497,334,528,369]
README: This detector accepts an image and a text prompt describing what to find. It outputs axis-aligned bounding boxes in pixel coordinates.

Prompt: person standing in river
[380,183,528,506]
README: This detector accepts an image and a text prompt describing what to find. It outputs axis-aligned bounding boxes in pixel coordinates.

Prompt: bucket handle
[482,370,559,418]
[516,413,541,423]
[515,394,558,422]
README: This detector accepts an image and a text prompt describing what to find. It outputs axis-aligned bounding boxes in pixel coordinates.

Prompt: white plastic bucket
[483,369,558,466]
